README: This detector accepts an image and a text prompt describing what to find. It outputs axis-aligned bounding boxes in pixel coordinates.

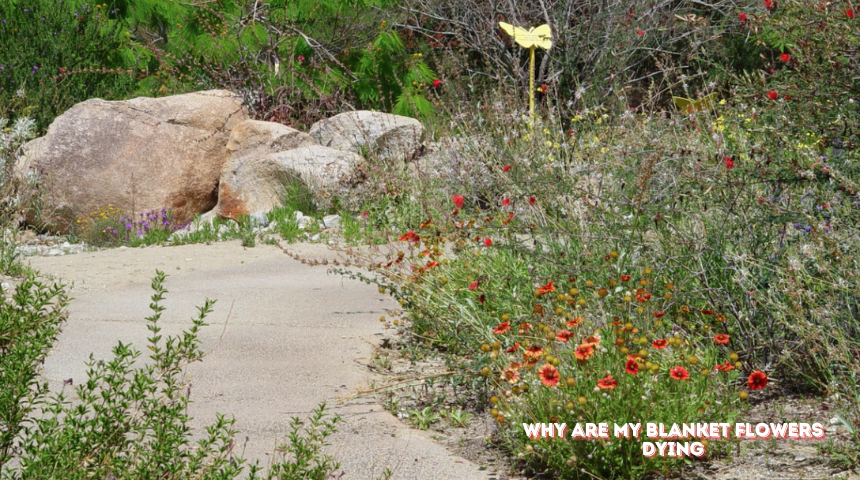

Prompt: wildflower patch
[521,421,827,457]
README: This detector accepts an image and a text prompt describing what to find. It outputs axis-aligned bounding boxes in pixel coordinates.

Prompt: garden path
[30,241,493,480]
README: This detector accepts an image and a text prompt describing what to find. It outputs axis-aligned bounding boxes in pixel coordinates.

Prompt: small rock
[310,234,320,242]
[61,241,71,249]
[830,417,841,425]
[266,220,278,231]
[297,217,313,230]
[119,246,127,251]
[0,282,11,292]
[47,248,62,256]
[249,211,269,228]
[794,455,806,462]
[294,211,304,220]
[218,225,230,235]
[323,214,341,229]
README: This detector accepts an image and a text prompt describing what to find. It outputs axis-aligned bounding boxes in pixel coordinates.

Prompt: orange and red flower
[536,281,556,296]
[669,366,690,380]
[518,322,532,334]
[538,364,561,387]
[583,335,601,346]
[567,316,584,328]
[766,90,779,100]
[654,311,666,318]
[502,368,520,383]
[399,230,420,243]
[714,362,735,372]
[506,343,520,353]
[597,375,618,390]
[714,334,730,344]
[484,237,493,247]
[620,275,632,282]
[503,164,512,172]
[748,371,768,390]
[494,322,511,334]
[469,281,479,291]
[524,345,544,359]
[556,330,573,342]
[779,53,791,62]
[652,339,668,350]
[625,359,640,375]
[452,194,464,208]
[573,344,595,360]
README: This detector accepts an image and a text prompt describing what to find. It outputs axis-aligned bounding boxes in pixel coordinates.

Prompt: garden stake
[499,22,553,127]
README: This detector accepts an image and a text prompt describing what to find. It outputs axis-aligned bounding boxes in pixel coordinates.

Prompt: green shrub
[1,271,342,479]
[0,276,68,466]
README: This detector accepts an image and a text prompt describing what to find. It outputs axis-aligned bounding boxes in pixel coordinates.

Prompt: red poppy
[506,343,520,353]
[452,194,464,208]
[724,157,735,169]
[652,339,668,350]
[625,359,640,375]
[669,366,690,380]
[503,164,512,172]
[536,280,555,295]
[484,237,493,247]
[748,371,768,390]
[574,344,595,360]
[432,79,442,88]
[501,198,510,207]
[528,196,536,205]
[738,13,748,21]
[538,364,560,386]
[597,375,618,389]
[469,281,479,291]
[713,334,730,344]
[766,90,779,100]
[494,322,511,334]
[654,311,666,318]
[567,316,584,328]
[847,9,855,19]
[764,0,775,11]
[636,29,644,35]
[524,345,544,359]
[779,53,790,62]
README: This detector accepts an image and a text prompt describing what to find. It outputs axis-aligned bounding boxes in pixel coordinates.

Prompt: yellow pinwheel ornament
[499,22,553,127]
[673,93,719,113]
[498,22,553,50]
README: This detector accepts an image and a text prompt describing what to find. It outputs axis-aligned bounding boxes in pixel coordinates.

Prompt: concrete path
[29,241,491,480]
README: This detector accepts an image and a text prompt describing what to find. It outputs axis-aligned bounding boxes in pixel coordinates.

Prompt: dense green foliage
[0,0,139,130]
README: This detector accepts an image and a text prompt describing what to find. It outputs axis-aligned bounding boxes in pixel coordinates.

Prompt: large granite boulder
[16,90,247,232]
[309,111,424,161]
[225,119,317,159]
[215,145,364,220]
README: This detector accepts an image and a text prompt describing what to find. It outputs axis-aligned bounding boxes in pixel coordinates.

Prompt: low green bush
[1,271,341,479]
